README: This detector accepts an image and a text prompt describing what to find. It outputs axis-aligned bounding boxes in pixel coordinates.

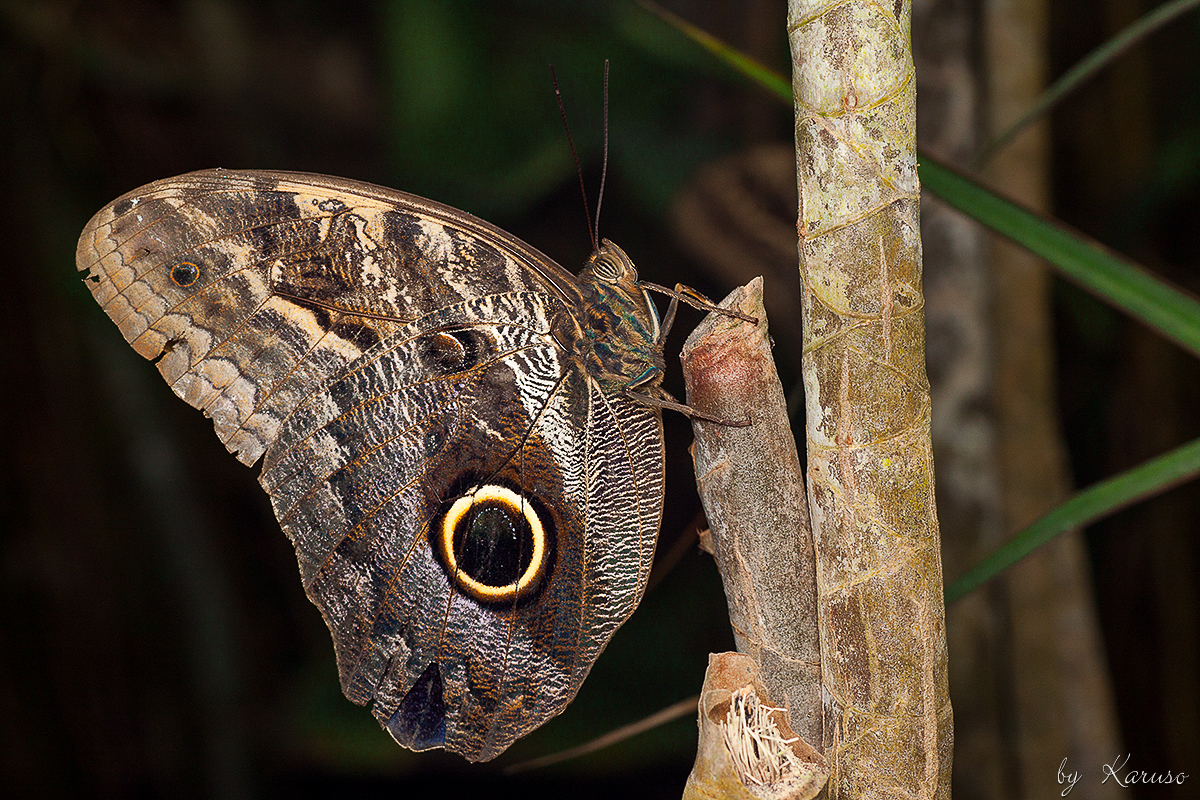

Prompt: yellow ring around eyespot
[438,484,547,602]
[170,261,200,288]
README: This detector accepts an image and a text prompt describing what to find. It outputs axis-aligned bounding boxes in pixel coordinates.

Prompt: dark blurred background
[0,1,1197,798]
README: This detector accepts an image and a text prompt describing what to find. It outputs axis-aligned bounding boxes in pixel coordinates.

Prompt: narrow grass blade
[636,2,1200,599]
[946,436,1200,602]
[975,0,1200,167]
[635,0,792,102]
[920,155,1200,359]
[636,0,1200,361]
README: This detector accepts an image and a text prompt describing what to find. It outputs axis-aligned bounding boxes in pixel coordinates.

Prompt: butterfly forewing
[77,170,581,465]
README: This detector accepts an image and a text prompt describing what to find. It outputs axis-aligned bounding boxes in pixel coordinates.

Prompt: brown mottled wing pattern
[76,169,664,761]
[76,169,580,466]
[259,293,663,759]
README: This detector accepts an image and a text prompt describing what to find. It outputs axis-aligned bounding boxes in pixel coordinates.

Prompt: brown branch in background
[788,1,953,797]
[679,280,827,799]
[980,1,1130,796]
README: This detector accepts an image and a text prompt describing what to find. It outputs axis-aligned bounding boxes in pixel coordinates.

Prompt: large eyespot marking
[436,484,549,604]
[170,261,201,288]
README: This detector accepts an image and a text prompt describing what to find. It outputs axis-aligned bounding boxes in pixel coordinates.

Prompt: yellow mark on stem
[880,236,893,365]
[837,349,857,527]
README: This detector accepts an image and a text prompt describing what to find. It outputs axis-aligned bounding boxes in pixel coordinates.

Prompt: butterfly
[76,168,730,762]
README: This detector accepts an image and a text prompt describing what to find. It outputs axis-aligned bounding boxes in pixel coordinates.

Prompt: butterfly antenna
[593,59,610,247]
[551,64,599,253]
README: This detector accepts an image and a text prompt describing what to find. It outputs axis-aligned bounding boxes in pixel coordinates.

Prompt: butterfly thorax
[572,241,665,393]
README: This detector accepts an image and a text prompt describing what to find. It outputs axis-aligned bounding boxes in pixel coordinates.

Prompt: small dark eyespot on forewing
[417,329,483,374]
[420,332,465,371]
[170,261,201,288]
[315,198,348,214]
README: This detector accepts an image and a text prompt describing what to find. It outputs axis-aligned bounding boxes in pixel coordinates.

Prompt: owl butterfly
[77,169,736,762]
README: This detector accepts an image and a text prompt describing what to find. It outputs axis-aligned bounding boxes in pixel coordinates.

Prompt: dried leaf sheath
[682,280,822,748]
[787,2,953,798]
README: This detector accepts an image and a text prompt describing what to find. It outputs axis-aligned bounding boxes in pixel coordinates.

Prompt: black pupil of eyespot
[453,503,532,588]
[171,263,198,286]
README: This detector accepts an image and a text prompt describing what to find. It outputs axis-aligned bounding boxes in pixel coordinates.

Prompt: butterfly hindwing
[261,292,586,759]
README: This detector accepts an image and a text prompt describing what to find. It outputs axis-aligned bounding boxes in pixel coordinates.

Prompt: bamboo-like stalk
[787,2,952,797]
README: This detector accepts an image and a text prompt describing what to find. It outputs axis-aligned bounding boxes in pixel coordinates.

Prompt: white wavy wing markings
[575,382,665,677]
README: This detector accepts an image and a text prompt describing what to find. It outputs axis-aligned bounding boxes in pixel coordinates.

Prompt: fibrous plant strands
[787,2,953,798]
[683,653,827,800]
[724,687,804,788]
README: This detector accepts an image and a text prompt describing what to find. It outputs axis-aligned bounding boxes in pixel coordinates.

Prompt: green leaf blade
[945,436,1200,602]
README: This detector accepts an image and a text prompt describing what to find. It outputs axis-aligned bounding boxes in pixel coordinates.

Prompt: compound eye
[590,253,622,281]
[587,240,637,283]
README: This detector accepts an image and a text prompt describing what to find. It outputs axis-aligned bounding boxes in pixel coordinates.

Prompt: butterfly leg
[658,292,681,345]
[641,282,757,346]
[623,387,751,427]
